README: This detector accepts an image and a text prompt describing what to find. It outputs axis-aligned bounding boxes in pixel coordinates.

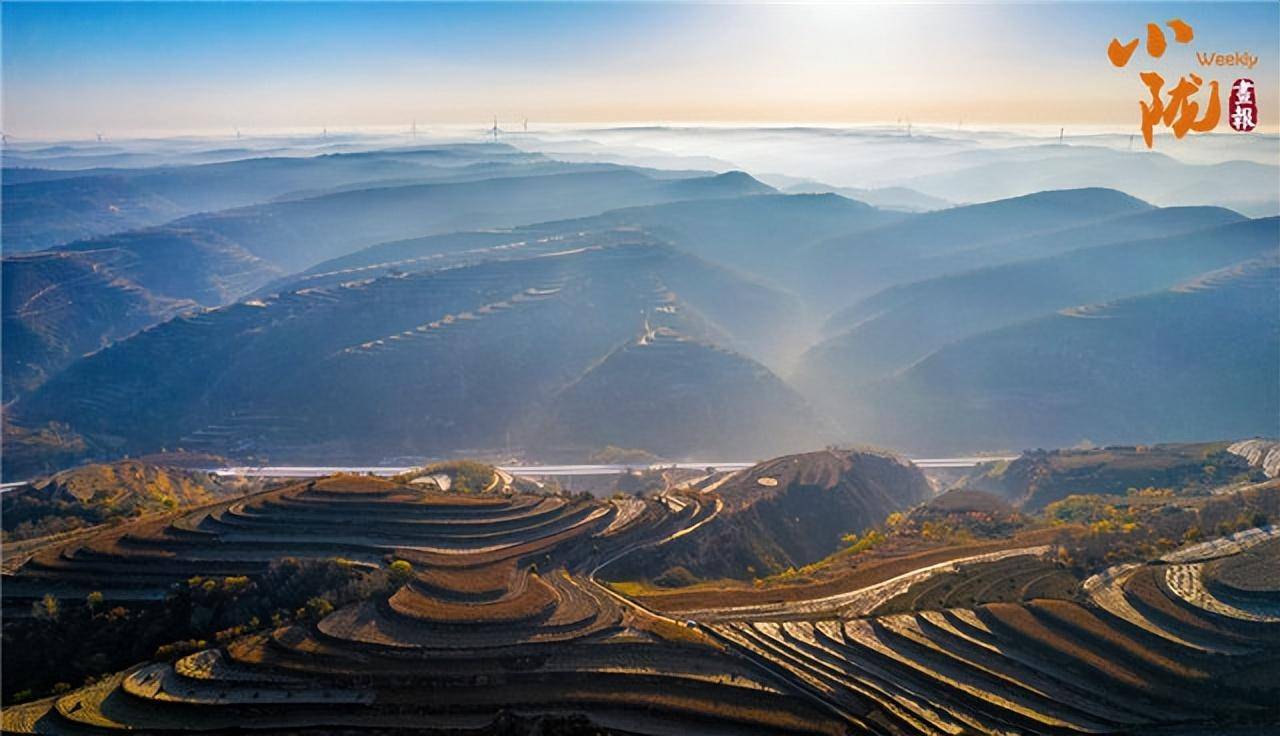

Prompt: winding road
[583,488,886,734]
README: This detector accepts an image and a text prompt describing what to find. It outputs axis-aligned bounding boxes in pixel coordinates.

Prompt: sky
[3,1,1278,138]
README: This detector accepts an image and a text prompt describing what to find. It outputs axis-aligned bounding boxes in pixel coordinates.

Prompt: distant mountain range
[84,167,771,277]
[2,144,557,252]
[899,144,1280,217]
[3,151,777,402]
[800,187,1155,310]
[3,139,1275,475]
[798,215,1273,394]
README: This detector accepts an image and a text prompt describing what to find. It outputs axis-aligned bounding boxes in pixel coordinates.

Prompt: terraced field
[5,460,1278,734]
[872,554,1081,616]
[1,470,846,735]
[711,556,1279,736]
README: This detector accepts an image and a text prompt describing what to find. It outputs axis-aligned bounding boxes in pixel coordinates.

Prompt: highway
[0,456,1018,491]
[583,494,884,734]
[207,456,1015,479]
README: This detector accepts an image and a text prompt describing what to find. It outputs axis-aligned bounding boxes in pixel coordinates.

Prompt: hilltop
[2,461,242,541]
[603,448,931,582]
[963,442,1267,510]
[799,187,1153,308]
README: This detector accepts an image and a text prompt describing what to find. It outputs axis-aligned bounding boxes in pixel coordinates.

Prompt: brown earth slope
[606,448,931,583]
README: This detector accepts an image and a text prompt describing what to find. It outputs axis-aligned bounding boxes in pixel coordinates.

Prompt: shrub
[32,594,59,621]
[654,566,700,588]
[155,639,206,661]
[389,559,413,584]
[299,597,334,620]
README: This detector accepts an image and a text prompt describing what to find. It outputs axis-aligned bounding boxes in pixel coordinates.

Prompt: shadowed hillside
[275,192,897,297]
[798,216,1277,393]
[835,256,1280,453]
[540,192,904,292]
[800,187,1153,309]
[261,193,876,366]
[2,165,774,403]
[542,329,829,459]
[820,204,1247,337]
[158,168,773,274]
[2,253,194,400]
[7,240,805,470]
[962,443,1264,510]
[604,449,931,582]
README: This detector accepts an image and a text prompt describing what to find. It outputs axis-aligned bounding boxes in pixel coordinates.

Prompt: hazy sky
[3,2,1277,138]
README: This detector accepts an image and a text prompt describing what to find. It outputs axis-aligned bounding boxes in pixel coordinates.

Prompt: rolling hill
[799,187,1154,309]
[0,143,562,252]
[543,192,904,291]
[541,328,829,459]
[3,163,774,401]
[961,442,1262,510]
[156,168,773,274]
[263,191,898,363]
[900,144,1280,216]
[798,216,1276,393]
[2,252,194,400]
[2,460,241,541]
[602,448,931,582]
[34,167,773,300]
[7,239,806,469]
[832,255,1280,453]
[820,204,1247,337]
[2,228,276,399]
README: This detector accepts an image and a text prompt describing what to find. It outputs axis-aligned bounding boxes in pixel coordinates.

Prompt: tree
[33,593,60,621]
[300,597,334,619]
[388,559,413,585]
[86,591,104,612]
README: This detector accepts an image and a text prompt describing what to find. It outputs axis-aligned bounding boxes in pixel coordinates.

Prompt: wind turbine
[489,116,500,142]
[96,132,104,143]
[411,119,417,138]
[523,118,528,133]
